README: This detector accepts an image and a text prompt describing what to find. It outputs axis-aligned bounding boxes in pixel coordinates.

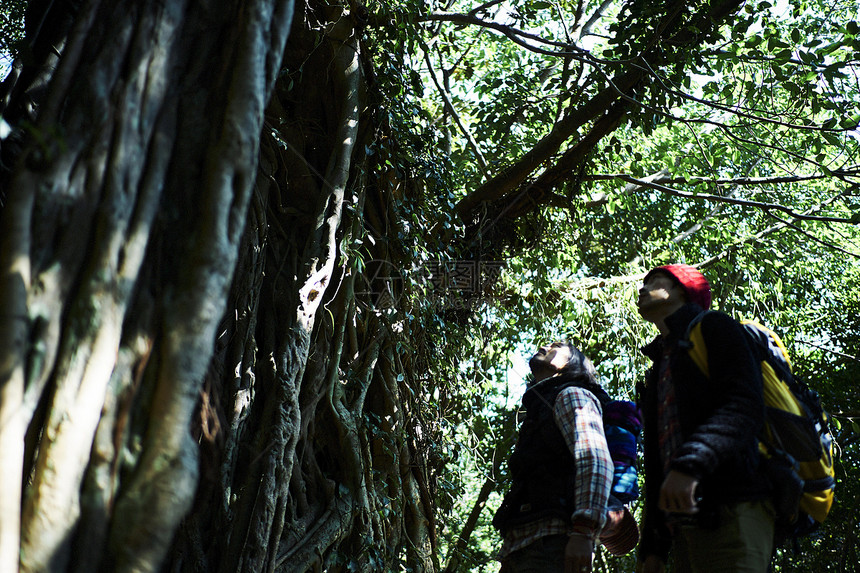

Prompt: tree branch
[452,0,747,222]
[586,171,860,186]
[763,210,860,258]
[695,191,853,271]
[578,0,615,40]
[454,69,642,220]
[468,0,506,17]
[617,174,858,224]
[441,410,517,573]
[419,12,594,61]
[422,44,490,177]
[796,339,860,363]
[561,185,856,298]
[638,57,859,134]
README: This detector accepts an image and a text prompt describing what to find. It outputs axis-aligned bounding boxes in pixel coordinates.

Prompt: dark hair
[560,342,598,383]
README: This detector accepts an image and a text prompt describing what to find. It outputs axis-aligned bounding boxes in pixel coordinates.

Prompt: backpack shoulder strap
[740,319,793,373]
[740,321,808,419]
[680,310,711,376]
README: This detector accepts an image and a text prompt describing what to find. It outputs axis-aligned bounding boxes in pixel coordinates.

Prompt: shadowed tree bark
[1,0,445,571]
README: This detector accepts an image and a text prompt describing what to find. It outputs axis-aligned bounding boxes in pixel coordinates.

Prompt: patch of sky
[1,52,10,83]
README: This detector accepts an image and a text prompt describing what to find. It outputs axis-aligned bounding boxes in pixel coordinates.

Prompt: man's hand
[636,555,666,573]
[564,533,594,573]
[658,470,700,514]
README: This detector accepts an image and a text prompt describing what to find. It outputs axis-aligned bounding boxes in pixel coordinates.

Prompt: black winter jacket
[637,304,772,562]
[492,372,609,534]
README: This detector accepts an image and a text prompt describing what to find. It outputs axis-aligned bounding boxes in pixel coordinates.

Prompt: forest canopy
[389,1,860,570]
[1,0,858,572]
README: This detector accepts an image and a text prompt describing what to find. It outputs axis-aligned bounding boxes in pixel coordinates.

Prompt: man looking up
[493,342,636,573]
[635,264,775,573]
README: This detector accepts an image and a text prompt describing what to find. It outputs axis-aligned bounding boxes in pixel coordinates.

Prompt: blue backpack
[602,400,643,504]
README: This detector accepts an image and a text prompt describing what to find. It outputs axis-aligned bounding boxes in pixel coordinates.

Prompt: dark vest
[492,373,609,534]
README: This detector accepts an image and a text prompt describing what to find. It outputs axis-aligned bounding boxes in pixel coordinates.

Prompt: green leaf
[823,132,841,146]
[775,48,793,62]
[840,114,860,129]
[784,81,800,96]
[819,41,843,56]
[798,50,814,64]
[746,35,763,48]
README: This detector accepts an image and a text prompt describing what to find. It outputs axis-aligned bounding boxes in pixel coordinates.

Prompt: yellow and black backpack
[681,311,836,541]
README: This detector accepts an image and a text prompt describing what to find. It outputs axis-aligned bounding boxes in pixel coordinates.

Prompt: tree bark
[0,1,443,571]
[0,0,296,571]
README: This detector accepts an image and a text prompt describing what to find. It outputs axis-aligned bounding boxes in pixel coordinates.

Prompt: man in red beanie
[635,264,775,573]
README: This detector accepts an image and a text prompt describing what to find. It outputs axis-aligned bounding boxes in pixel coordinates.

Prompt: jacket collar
[641,303,706,361]
[525,370,607,404]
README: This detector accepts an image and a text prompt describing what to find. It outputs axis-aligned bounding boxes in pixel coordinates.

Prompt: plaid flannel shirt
[498,385,613,558]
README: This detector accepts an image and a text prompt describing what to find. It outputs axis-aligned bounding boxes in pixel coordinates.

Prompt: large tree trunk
[0,0,442,571]
[166,5,440,571]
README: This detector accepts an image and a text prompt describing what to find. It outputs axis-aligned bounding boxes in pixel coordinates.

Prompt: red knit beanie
[645,264,712,310]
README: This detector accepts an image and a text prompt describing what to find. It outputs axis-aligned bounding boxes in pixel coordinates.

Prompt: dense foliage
[0,0,24,59]
[373,0,860,571]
